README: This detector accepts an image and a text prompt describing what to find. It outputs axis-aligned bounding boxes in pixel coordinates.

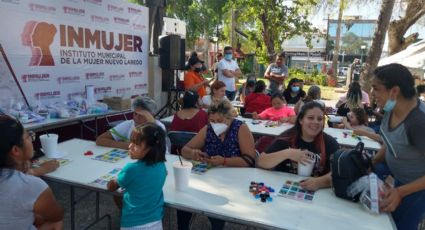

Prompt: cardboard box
[103,97,131,111]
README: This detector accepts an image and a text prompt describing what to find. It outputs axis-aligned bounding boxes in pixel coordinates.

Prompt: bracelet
[223,157,227,166]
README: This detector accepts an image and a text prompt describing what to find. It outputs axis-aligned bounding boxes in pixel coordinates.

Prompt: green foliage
[288,68,327,86]
[229,0,321,65]
[341,32,368,54]
[166,0,227,47]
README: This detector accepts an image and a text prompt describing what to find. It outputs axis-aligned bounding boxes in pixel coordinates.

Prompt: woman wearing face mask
[283,78,306,105]
[370,64,425,230]
[257,102,340,191]
[182,99,256,166]
[184,56,210,98]
[201,80,228,109]
[180,100,256,230]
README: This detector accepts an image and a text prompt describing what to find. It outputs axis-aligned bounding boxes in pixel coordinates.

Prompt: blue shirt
[117,161,167,227]
[204,119,243,157]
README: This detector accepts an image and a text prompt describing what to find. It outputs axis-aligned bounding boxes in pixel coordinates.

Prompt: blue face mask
[224,54,233,61]
[383,99,396,112]
[291,86,300,92]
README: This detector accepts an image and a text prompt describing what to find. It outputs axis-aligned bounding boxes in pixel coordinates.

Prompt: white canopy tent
[378,40,425,79]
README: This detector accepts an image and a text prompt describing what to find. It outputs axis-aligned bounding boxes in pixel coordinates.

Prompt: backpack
[331,142,370,202]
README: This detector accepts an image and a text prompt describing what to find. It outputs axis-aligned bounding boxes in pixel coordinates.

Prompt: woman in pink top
[253,94,296,123]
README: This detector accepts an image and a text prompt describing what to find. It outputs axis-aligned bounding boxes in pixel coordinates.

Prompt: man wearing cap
[184,56,209,98]
[217,46,242,100]
[264,52,288,95]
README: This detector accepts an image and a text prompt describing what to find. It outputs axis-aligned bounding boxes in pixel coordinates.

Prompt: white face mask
[211,122,228,136]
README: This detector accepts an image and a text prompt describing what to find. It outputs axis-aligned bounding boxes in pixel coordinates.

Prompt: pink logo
[94,86,112,94]
[134,83,147,89]
[114,17,129,25]
[21,21,57,66]
[129,71,143,78]
[63,6,85,16]
[21,74,50,82]
[132,23,146,31]
[116,87,131,94]
[57,76,80,84]
[91,15,109,23]
[85,72,105,80]
[109,74,125,81]
[128,7,141,14]
[107,4,123,13]
[29,3,56,14]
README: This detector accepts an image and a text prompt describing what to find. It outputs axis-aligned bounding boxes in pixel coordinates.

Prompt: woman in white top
[96,96,167,150]
[0,115,63,230]
[201,80,228,109]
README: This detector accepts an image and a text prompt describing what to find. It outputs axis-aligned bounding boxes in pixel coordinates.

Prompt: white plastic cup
[298,161,314,177]
[173,161,193,191]
[39,134,59,158]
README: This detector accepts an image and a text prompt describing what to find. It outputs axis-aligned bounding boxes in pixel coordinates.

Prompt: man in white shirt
[217,46,242,100]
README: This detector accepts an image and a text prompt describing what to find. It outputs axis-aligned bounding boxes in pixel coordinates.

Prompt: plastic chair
[167,131,197,154]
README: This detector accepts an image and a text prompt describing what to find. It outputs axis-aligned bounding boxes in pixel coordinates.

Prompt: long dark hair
[131,123,166,165]
[0,115,24,176]
[278,101,327,173]
[254,80,266,93]
[345,82,362,110]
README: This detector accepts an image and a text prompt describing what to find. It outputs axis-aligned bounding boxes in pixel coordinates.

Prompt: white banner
[0,0,149,108]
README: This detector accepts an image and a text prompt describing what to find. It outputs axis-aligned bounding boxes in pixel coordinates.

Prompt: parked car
[338,67,349,76]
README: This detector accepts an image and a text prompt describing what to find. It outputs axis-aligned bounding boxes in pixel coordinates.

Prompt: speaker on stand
[155,34,186,118]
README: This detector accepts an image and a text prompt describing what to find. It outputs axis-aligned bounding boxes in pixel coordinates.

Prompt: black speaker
[159,35,181,70]
[162,69,175,91]
[179,38,186,70]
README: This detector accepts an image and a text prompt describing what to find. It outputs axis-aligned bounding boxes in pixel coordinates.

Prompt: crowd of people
[1,59,424,230]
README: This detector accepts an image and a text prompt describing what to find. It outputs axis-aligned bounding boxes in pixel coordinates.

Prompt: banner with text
[0,0,148,108]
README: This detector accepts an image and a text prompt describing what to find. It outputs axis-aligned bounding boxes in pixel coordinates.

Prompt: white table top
[45,139,393,230]
[24,110,129,132]
[324,127,381,150]
[160,115,293,137]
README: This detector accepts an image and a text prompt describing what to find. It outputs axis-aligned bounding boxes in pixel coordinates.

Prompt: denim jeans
[392,180,425,230]
[225,90,236,101]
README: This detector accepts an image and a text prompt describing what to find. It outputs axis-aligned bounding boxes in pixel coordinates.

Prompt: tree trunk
[331,0,344,87]
[260,12,275,63]
[361,0,396,93]
[204,29,210,69]
[387,0,425,55]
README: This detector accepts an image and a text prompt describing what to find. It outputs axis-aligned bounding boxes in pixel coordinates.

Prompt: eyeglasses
[28,131,36,142]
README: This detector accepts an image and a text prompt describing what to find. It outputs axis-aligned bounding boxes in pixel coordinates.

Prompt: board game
[89,168,122,187]
[93,149,128,163]
[278,180,316,202]
[191,161,212,175]
[32,158,71,167]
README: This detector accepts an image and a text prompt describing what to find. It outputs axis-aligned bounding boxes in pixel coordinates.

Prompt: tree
[330,0,344,87]
[166,0,227,64]
[388,0,425,55]
[230,0,320,64]
[361,0,396,93]
[341,32,367,54]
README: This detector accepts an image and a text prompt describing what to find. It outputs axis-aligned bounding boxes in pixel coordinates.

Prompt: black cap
[188,57,204,66]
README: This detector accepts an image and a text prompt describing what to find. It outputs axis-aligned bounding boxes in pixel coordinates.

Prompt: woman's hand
[300,177,325,191]
[206,155,225,166]
[279,117,289,123]
[353,128,368,136]
[287,149,314,165]
[252,112,259,120]
[107,179,119,192]
[192,149,210,162]
[380,188,403,212]
[39,160,60,174]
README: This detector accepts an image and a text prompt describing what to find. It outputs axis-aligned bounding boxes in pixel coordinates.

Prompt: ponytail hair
[131,123,166,165]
